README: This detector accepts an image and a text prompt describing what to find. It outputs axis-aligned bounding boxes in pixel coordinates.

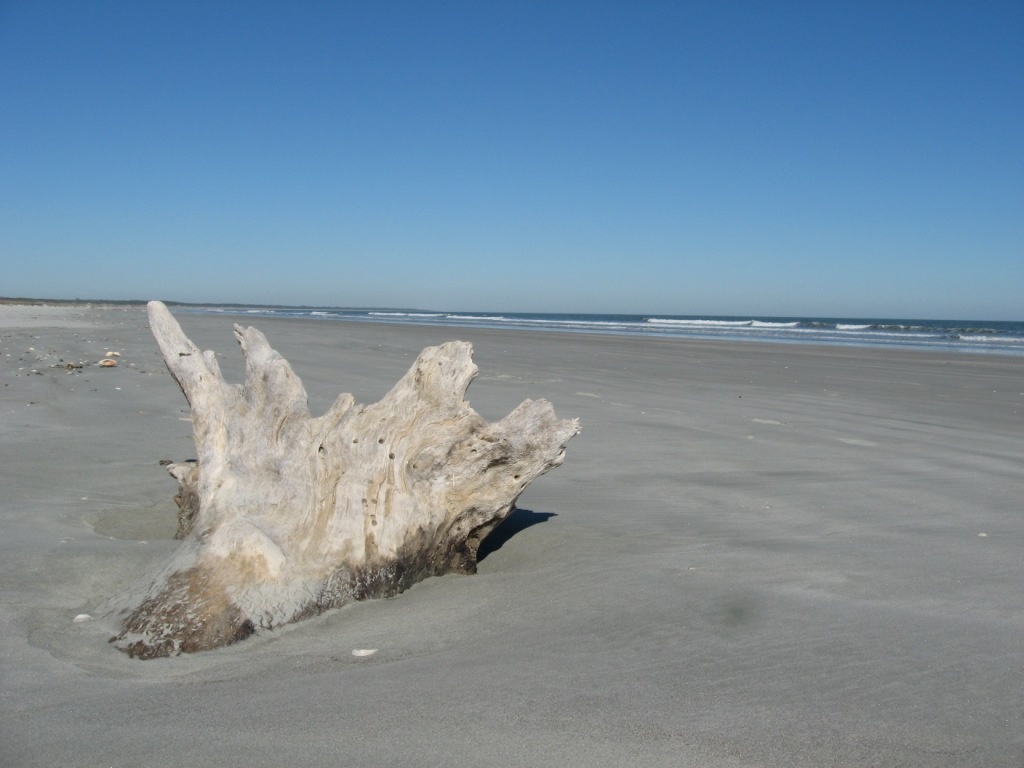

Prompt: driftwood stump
[111,302,579,658]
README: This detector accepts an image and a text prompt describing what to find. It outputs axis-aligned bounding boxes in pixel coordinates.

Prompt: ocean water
[184,306,1024,356]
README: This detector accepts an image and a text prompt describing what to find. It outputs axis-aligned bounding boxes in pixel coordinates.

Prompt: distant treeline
[0,297,300,309]
[0,297,147,306]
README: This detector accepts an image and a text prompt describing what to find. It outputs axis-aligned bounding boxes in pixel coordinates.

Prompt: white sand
[2,305,1022,766]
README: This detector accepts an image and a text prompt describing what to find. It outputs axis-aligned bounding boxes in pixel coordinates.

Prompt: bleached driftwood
[111,301,579,659]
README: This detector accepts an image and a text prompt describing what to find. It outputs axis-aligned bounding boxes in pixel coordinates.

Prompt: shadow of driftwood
[478,508,556,562]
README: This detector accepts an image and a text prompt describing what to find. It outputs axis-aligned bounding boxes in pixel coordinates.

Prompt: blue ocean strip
[181,306,1024,356]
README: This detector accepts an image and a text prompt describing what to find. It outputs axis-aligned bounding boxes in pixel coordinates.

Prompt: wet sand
[2,303,1022,767]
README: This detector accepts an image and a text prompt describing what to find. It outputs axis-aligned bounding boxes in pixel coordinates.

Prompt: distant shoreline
[5,297,1021,355]
[2,297,1019,325]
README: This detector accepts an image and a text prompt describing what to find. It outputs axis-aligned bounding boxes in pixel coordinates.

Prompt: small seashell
[98,359,118,367]
[978,532,988,537]
[73,613,93,623]
[105,351,121,357]
[351,648,378,657]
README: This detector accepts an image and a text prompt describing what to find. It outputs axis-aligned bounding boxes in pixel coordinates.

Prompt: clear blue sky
[1,1,1021,319]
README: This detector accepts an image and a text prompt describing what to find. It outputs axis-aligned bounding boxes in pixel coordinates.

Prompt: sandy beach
[2,303,1022,767]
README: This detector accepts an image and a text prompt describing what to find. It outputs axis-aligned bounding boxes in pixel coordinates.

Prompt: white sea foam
[958,334,1024,344]
[369,312,444,317]
[647,318,753,327]
[445,314,507,321]
[751,320,799,328]
[837,324,871,330]
[512,318,638,328]
[870,331,941,339]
